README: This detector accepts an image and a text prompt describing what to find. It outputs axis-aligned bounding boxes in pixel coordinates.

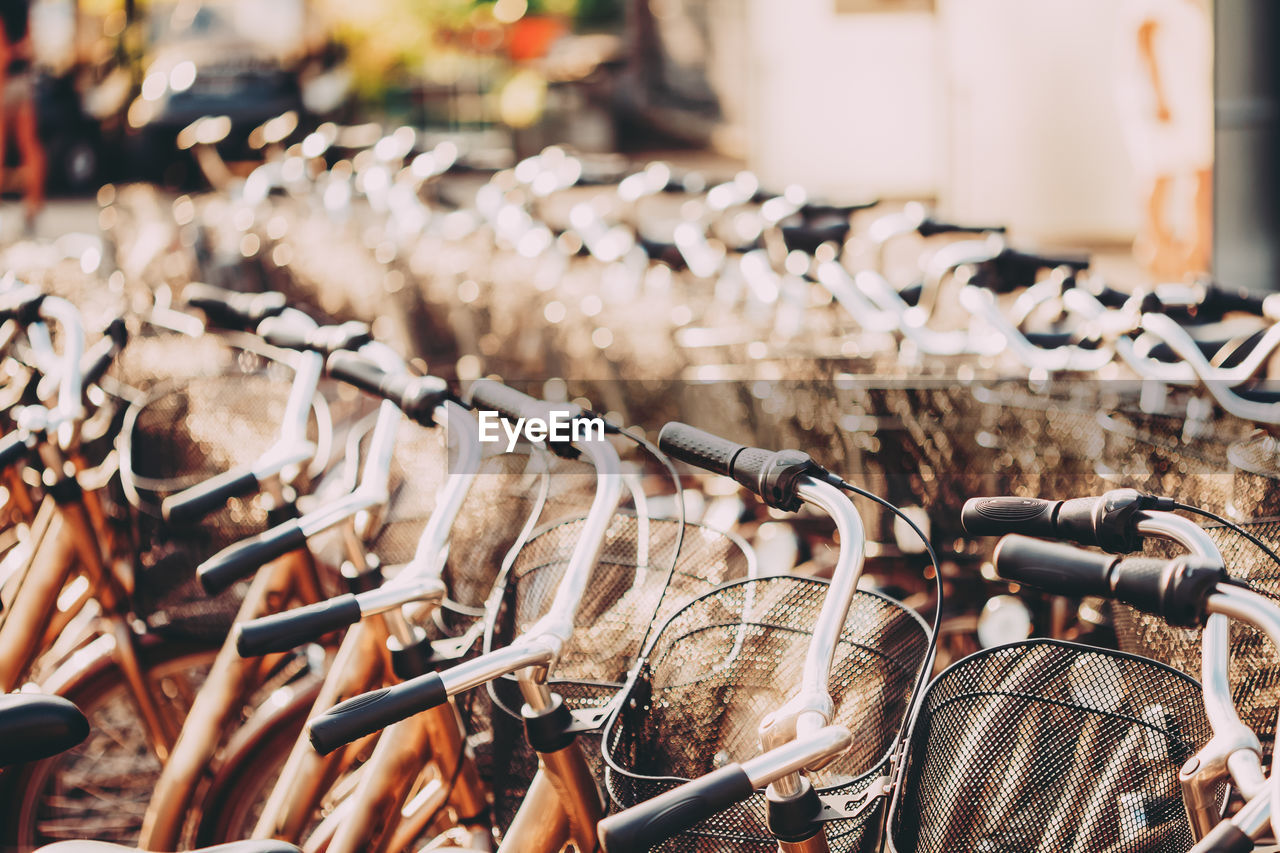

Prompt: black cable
[826,473,942,791]
[1173,501,1280,570]
[594,413,685,655]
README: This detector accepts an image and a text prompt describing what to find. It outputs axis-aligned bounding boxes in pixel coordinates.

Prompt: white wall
[744,0,942,200]
[741,0,1142,242]
[938,0,1140,242]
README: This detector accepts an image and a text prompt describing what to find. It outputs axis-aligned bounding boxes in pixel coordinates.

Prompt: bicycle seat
[0,694,89,767]
[1022,330,1103,350]
[780,220,851,254]
[637,234,687,270]
[40,843,301,853]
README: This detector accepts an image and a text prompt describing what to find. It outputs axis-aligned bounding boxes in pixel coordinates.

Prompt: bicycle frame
[139,546,325,849]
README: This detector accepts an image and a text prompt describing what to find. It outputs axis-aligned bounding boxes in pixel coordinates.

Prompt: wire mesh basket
[1226,431,1280,519]
[1095,408,1246,515]
[438,450,599,636]
[603,575,930,853]
[888,639,1214,853]
[482,512,755,832]
[1112,515,1280,763]
[119,351,332,642]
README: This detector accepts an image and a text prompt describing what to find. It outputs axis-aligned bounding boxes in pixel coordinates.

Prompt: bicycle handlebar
[917,216,1007,238]
[0,284,45,324]
[80,317,128,388]
[236,594,362,657]
[326,350,449,426]
[183,284,287,331]
[308,672,448,755]
[598,725,853,853]
[0,431,31,470]
[162,467,260,525]
[961,489,1167,554]
[992,535,1225,628]
[198,520,307,594]
[260,318,372,356]
[1190,820,1256,853]
[598,765,755,853]
[658,422,822,512]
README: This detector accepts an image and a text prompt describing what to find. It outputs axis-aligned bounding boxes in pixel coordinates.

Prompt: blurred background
[5,0,1278,287]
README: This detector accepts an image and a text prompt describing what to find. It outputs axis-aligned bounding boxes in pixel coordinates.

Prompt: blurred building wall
[744,0,942,200]
[743,0,1142,243]
[938,0,1139,242]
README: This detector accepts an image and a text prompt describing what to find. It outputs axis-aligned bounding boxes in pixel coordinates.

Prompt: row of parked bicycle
[0,122,1278,853]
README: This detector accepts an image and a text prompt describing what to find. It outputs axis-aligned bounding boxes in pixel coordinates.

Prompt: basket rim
[482,511,757,720]
[600,575,931,793]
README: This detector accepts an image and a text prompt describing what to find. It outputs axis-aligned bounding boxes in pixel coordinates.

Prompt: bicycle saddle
[0,693,89,767]
[40,843,301,853]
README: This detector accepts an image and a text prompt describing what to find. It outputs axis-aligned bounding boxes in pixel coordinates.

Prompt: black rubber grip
[261,319,372,355]
[162,467,259,525]
[325,351,448,426]
[997,247,1092,273]
[993,535,1224,627]
[198,520,307,594]
[467,379,581,424]
[992,535,1117,598]
[962,490,1151,554]
[0,284,45,324]
[1110,553,1224,628]
[798,199,879,219]
[962,497,1059,538]
[235,594,361,656]
[917,217,1007,238]
[780,222,850,254]
[307,673,448,755]
[598,765,756,853]
[1190,820,1256,853]
[1079,279,1131,309]
[657,421,743,478]
[1199,282,1266,319]
[0,432,30,470]
[658,422,815,512]
[184,284,287,331]
[80,317,128,387]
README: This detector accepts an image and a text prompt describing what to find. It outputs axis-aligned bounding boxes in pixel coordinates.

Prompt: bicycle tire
[0,638,219,852]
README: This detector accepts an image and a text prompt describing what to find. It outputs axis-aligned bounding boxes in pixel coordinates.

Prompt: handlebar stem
[517,432,624,652]
[1188,584,1280,844]
[747,726,854,790]
[1129,511,1265,845]
[759,477,866,795]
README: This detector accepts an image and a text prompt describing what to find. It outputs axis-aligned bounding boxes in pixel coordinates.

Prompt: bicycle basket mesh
[106,323,276,397]
[451,453,604,814]
[1227,431,1280,519]
[1095,409,1241,514]
[1112,517,1280,760]
[440,451,599,632]
[358,418,449,568]
[123,366,322,641]
[484,514,754,832]
[604,576,929,853]
[889,640,1212,853]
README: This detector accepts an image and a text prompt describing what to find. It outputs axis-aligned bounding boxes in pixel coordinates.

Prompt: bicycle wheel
[0,640,219,851]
